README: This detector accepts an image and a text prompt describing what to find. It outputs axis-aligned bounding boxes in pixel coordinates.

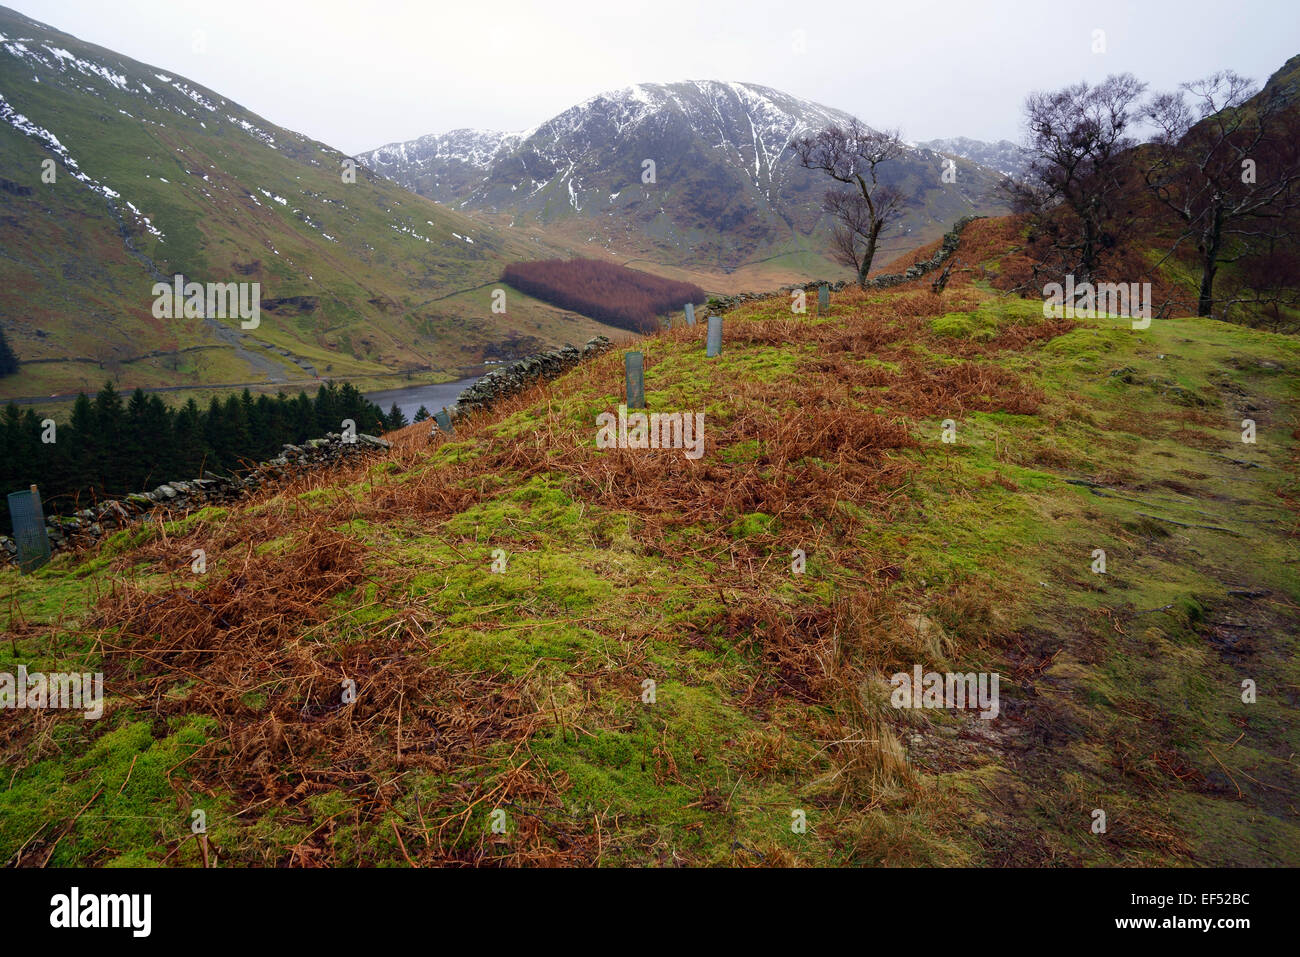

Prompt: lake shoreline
[365,374,486,422]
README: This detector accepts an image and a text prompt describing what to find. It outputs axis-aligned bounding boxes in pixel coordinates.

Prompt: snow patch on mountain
[362,128,522,171]
[360,80,867,206]
[917,136,1031,179]
[0,90,163,238]
[354,79,1010,268]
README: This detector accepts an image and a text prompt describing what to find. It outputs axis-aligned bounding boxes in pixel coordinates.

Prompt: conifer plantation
[1,382,392,527]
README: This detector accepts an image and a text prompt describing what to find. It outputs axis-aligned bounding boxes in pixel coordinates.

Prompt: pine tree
[122,388,152,489]
[386,403,408,430]
[240,389,261,455]
[267,393,291,449]
[92,382,125,491]
[0,403,22,532]
[290,392,315,443]
[413,406,431,423]
[0,326,18,377]
[203,396,228,470]
[19,409,46,498]
[255,394,281,457]
[0,403,34,501]
[314,383,337,435]
[141,395,176,485]
[69,392,100,493]
[173,399,210,477]
[223,395,253,468]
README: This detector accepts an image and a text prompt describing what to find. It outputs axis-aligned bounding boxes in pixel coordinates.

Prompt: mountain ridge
[0,4,619,404]
[360,80,1012,274]
[916,135,1031,179]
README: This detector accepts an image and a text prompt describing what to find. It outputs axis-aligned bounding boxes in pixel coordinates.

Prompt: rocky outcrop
[444,336,612,421]
[2,431,391,564]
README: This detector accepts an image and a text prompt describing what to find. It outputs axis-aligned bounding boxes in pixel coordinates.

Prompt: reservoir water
[365,375,483,423]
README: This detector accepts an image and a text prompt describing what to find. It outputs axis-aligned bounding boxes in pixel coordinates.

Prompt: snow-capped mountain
[471,81,854,207]
[363,81,1010,270]
[361,128,524,204]
[917,137,1030,180]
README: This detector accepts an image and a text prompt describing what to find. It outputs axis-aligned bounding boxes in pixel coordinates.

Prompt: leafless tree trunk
[1143,71,1300,318]
[792,120,905,288]
[1004,74,1147,293]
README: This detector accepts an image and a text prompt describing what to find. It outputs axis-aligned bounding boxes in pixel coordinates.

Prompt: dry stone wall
[705,215,985,314]
[444,335,612,419]
[2,431,391,563]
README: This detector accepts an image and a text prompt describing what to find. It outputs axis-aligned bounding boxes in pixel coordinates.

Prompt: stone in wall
[436,336,613,425]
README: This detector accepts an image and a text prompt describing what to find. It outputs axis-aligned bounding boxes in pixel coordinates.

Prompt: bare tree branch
[1142,72,1300,317]
[1005,73,1147,292]
[791,120,906,287]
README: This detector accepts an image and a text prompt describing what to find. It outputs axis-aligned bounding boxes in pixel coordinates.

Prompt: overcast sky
[12,0,1299,154]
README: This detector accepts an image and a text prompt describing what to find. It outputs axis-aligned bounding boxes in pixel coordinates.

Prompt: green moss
[730,511,776,538]
[163,505,230,536]
[0,557,101,630]
[0,716,216,866]
[720,438,764,463]
[932,298,1046,340]
[429,440,482,466]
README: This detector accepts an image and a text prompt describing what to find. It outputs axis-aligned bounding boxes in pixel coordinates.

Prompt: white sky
[11,0,1299,154]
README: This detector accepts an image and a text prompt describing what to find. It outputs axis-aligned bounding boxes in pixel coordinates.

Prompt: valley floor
[2,268,1297,866]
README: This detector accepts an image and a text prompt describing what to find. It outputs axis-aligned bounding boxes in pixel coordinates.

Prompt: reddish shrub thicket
[503,258,705,334]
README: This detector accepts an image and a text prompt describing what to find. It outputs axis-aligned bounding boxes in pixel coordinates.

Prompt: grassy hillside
[0,6,618,401]
[2,227,1296,866]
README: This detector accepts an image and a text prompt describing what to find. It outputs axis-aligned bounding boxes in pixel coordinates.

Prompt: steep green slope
[0,6,614,401]
[2,238,1296,866]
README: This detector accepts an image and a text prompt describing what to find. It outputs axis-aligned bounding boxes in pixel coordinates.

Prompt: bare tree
[1143,71,1300,317]
[1006,73,1147,290]
[792,120,905,287]
[823,188,904,278]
